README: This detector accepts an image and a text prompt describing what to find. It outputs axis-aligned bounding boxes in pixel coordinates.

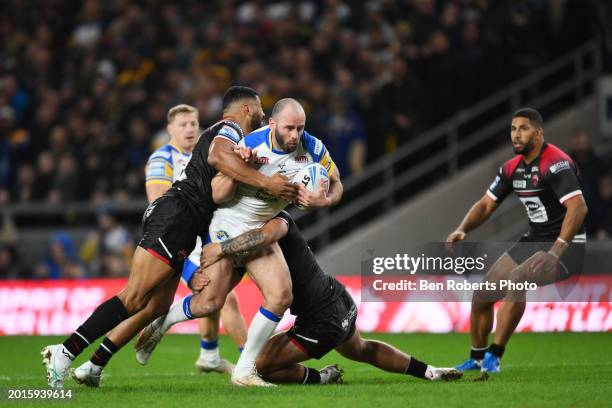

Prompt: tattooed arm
[200,218,289,269]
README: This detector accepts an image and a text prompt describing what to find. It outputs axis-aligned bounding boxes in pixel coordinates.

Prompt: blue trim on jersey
[259,306,281,322]
[181,258,198,286]
[243,126,270,149]
[183,295,194,319]
[301,131,325,162]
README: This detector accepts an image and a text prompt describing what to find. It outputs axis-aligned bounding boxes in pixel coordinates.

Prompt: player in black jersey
[196,211,462,384]
[42,86,298,389]
[447,108,588,373]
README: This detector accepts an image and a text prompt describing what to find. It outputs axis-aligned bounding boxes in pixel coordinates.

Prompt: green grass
[1,333,611,407]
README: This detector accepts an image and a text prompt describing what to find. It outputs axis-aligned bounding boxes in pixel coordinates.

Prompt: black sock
[405,357,428,379]
[470,346,488,360]
[62,296,128,357]
[302,367,321,384]
[90,337,120,367]
[488,343,505,358]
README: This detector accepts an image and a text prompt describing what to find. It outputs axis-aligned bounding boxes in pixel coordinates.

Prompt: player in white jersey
[137,99,343,387]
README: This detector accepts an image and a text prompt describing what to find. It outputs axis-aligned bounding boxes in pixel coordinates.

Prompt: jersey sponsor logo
[314,139,323,156]
[254,188,279,203]
[531,166,539,172]
[278,162,287,170]
[295,155,308,163]
[215,230,230,241]
[531,174,539,187]
[519,196,549,223]
[513,179,526,189]
[516,168,525,173]
[218,126,240,143]
[550,160,570,174]
[143,204,156,220]
[148,166,166,177]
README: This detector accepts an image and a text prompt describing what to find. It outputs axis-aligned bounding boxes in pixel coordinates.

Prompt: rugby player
[446,108,588,373]
[135,99,343,386]
[144,104,246,374]
[42,86,298,389]
[197,212,462,384]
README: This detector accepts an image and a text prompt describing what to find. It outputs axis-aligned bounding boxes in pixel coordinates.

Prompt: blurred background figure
[34,232,84,279]
[81,207,134,277]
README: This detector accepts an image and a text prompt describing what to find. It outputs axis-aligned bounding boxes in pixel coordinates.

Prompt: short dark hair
[222,86,259,111]
[513,108,543,128]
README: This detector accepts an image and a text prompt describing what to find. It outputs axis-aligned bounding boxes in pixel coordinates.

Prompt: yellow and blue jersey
[145,143,192,187]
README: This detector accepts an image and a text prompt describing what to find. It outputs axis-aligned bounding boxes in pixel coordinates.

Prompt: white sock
[424,365,437,381]
[199,348,221,366]
[199,339,221,365]
[161,296,194,332]
[233,307,281,377]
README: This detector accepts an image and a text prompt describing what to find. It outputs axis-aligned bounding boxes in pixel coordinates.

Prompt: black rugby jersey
[487,142,585,240]
[275,211,346,318]
[167,120,244,224]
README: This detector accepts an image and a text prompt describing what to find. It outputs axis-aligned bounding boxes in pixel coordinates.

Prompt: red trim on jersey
[502,155,523,178]
[146,248,170,265]
[539,143,574,175]
[288,335,311,357]
[516,191,544,197]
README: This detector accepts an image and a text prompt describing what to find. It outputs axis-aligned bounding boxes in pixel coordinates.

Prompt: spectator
[34,232,84,279]
[0,242,22,279]
[81,207,134,277]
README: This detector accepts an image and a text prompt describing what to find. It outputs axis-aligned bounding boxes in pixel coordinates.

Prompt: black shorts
[286,290,357,359]
[507,231,585,278]
[138,195,204,271]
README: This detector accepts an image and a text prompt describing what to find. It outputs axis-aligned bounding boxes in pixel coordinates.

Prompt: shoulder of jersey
[540,143,575,175]
[300,131,326,161]
[216,121,245,144]
[242,126,271,149]
[148,144,175,163]
[499,155,522,178]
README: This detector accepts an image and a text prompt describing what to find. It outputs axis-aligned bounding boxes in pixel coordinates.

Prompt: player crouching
[198,211,462,385]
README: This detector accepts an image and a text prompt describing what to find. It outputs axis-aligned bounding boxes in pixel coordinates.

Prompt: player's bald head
[271,98,305,120]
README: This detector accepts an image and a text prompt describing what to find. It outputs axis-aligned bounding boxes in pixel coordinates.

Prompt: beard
[249,114,264,133]
[513,138,534,155]
[275,132,298,152]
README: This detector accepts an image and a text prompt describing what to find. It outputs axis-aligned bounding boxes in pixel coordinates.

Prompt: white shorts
[208,213,264,243]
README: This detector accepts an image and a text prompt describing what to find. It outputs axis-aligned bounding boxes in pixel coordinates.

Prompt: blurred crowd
[0,0,611,278]
[568,129,612,241]
[1,0,607,204]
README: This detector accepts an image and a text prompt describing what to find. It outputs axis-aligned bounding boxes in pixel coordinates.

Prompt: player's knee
[191,296,224,317]
[224,291,239,311]
[117,291,148,315]
[264,290,292,313]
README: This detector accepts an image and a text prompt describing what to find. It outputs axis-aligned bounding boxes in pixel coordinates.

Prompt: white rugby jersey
[145,143,192,187]
[211,126,336,232]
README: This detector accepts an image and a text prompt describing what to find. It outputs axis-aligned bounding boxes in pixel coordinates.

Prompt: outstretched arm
[200,218,290,269]
[446,193,498,250]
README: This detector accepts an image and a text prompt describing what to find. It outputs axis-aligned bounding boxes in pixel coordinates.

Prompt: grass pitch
[1,333,610,407]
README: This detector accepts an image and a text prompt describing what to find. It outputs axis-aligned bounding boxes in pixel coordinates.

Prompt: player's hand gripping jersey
[209,126,336,241]
[487,142,586,242]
